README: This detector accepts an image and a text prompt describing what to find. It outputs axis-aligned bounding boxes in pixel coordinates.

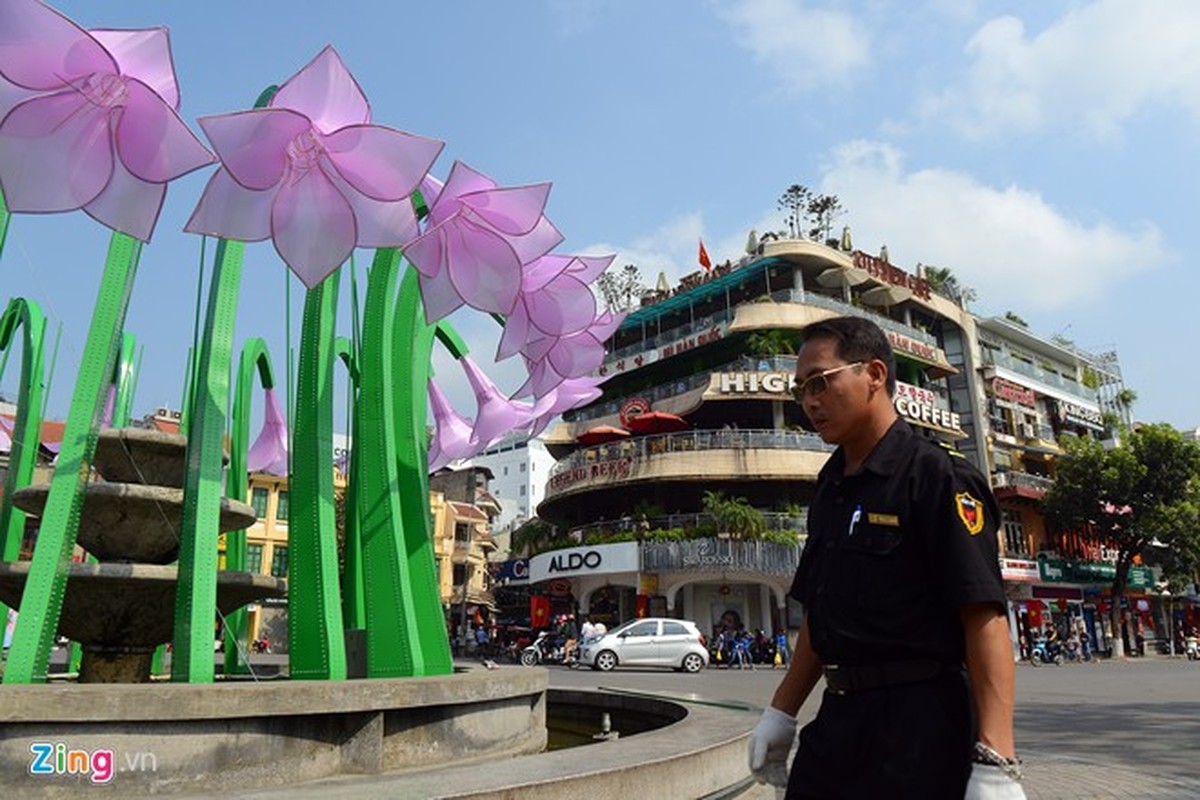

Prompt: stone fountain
[0,426,285,682]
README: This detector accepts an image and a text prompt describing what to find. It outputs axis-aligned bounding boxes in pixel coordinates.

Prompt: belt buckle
[824,664,847,696]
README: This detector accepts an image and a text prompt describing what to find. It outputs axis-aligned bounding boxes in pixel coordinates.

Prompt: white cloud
[717,0,871,91]
[815,140,1166,309]
[923,0,1200,139]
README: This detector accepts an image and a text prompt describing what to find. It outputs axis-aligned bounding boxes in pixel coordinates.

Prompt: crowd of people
[710,610,790,670]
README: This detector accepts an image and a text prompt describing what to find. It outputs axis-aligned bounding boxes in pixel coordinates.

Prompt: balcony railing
[992,471,1054,492]
[549,428,836,480]
[640,537,802,577]
[565,512,808,541]
[981,349,1094,400]
[784,290,938,347]
[606,307,733,364]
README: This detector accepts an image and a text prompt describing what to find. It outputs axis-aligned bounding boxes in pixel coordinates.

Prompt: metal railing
[992,471,1054,492]
[981,350,1095,401]
[640,537,802,577]
[549,428,836,480]
[785,290,939,347]
[565,512,808,541]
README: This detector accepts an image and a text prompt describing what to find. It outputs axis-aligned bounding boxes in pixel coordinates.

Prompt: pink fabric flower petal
[0,91,111,211]
[83,149,166,241]
[0,0,114,91]
[427,380,475,473]
[462,183,550,236]
[184,168,275,242]
[547,336,607,379]
[325,169,420,248]
[271,166,356,289]
[496,302,532,361]
[522,254,573,293]
[444,216,523,315]
[247,387,290,476]
[271,46,368,133]
[513,358,567,399]
[568,254,615,284]
[324,124,443,201]
[116,79,213,183]
[525,274,596,337]
[0,75,37,121]
[418,172,444,211]
[461,356,532,450]
[403,224,448,278]
[198,109,309,191]
[92,28,179,109]
[507,213,564,265]
[428,161,495,225]
[417,262,466,323]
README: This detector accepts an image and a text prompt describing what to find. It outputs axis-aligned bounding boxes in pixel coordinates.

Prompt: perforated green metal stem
[289,270,347,680]
[112,332,137,426]
[170,238,245,683]
[333,335,365,631]
[0,297,46,564]
[224,337,275,673]
[3,233,142,684]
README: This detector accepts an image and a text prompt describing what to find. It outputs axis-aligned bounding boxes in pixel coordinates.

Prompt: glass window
[1002,509,1026,556]
[624,621,658,638]
[275,490,289,522]
[519,462,526,473]
[271,545,289,577]
[519,485,526,496]
[504,466,509,476]
[246,543,264,573]
[662,621,688,636]
[250,488,268,518]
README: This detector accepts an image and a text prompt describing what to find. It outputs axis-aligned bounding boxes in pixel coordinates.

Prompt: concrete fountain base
[0,666,548,797]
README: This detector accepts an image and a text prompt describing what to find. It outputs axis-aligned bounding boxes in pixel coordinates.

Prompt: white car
[577,617,709,673]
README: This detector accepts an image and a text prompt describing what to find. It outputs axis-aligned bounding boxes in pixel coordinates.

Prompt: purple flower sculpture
[246,387,289,476]
[497,253,613,362]
[0,0,214,240]
[427,379,476,473]
[515,309,625,398]
[186,46,444,289]
[404,161,563,322]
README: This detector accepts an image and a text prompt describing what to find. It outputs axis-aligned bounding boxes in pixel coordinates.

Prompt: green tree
[920,264,977,307]
[806,194,845,244]
[597,263,646,313]
[1041,424,1200,657]
[1003,311,1028,327]
[746,329,799,357]
[777,184,812,239]
[701,490,767,540]
[510,518,562,558]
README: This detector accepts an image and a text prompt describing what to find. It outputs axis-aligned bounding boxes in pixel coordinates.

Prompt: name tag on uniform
[867,512,900,527]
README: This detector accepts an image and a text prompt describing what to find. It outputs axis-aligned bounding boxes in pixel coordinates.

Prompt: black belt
[822,659,960,695]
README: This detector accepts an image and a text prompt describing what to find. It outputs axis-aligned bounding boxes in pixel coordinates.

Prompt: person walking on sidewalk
[747,316,1024,799]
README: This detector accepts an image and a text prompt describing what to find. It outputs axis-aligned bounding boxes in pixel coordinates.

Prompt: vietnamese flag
[530,595,551,629]
[698,238,712,271]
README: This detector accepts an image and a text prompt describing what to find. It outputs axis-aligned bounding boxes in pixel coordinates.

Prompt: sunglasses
[790,362,865,402]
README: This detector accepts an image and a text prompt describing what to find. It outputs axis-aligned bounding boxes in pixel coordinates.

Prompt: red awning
[625,411,689,435]
[575,425,631,445]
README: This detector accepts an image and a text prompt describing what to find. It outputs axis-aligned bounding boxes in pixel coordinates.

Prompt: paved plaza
[547,655,1200,799]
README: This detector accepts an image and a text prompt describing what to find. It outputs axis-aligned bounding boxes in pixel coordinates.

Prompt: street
[545,656,1200,799]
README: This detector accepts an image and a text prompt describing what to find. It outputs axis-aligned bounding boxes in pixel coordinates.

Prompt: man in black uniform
[748,317,1024,799]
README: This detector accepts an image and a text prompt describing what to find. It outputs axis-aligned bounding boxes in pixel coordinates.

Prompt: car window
[661,621,688,636]
[624,621,658,638]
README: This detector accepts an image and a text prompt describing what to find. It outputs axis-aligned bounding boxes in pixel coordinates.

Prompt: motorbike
[1029,637,1064,666]
[1186,636,1200,662]
[520,631,576,667]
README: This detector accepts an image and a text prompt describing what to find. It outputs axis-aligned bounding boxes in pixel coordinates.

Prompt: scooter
[520,631,573,666]
[1029,637,1064,666]
[1186,636,1199,661]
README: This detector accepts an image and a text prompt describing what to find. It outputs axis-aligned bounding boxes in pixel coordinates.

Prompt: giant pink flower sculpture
[246,387,290,476]
[497,253,613,362]
[185,46,444,289]
[404,161,563,322]
[515,309,625,398]
[0,0,214,241]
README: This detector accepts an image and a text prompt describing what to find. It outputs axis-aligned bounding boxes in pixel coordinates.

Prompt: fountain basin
[0,666,548,797]
[11,483,256,564]
[91,427,223,488]
[0,561,284,649]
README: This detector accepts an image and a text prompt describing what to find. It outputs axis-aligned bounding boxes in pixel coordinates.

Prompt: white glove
[965,764,1027,800]
[747,706,797,787]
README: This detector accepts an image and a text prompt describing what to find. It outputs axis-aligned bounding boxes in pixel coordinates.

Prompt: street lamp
[1161,587,1174,657]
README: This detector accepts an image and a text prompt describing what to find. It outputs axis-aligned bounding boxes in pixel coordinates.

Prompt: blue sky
[1,1,1195,432]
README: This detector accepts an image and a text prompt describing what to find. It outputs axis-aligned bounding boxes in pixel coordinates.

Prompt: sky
[1,0,1196,434]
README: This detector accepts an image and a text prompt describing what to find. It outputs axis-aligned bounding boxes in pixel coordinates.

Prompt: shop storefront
[528,542,640,629]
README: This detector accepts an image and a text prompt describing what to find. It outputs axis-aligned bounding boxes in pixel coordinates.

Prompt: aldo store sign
[529,541,639,583]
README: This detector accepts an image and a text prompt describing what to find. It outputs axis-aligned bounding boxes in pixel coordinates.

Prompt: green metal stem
[333,335,364,630]
[170,238,245,683]
[112,332,137,427]
[0,298,47,564]
[3,233,142,684]
[288,269,347,680]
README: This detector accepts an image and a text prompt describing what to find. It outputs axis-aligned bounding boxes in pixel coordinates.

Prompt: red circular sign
[619,397,651,427]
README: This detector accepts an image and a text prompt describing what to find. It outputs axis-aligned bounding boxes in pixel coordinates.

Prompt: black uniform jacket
[789,419,1005,667]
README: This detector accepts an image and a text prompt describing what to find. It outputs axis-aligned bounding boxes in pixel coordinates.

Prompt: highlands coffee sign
[528,542,639,582]
[717,371,795,395]
[893,380,962,434]
[1052,399,1104,432]
[991,377,1036,407]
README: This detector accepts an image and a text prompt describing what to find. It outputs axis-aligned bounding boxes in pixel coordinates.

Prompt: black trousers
[786,671,973,799]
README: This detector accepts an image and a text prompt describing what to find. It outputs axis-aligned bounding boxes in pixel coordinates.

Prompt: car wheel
[595,650,618,672]
[520,650,538,667]
[682,653,704,673]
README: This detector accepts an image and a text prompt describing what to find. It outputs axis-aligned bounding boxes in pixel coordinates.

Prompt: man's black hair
[800,316,897,397]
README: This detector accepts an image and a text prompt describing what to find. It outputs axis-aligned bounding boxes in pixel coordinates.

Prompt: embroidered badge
[956,492,984,535]
[867,512,900,527]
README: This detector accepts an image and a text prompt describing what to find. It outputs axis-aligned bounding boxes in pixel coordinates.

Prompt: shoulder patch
[937,440,966,458]
[955,491,985,535]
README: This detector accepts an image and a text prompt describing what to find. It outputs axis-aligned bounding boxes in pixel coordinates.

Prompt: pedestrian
[774,630,790,668]
[747,316,1023,799]
[580,615,597,642]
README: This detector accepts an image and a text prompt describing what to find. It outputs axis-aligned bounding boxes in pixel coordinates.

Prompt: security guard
[748,317,1024,799]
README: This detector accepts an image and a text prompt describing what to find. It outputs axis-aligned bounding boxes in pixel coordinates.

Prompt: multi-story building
[534,239,975,638]
[469,432,555,557]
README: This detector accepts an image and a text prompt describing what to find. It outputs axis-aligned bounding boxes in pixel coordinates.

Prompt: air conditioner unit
[1019,423,1037,439]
